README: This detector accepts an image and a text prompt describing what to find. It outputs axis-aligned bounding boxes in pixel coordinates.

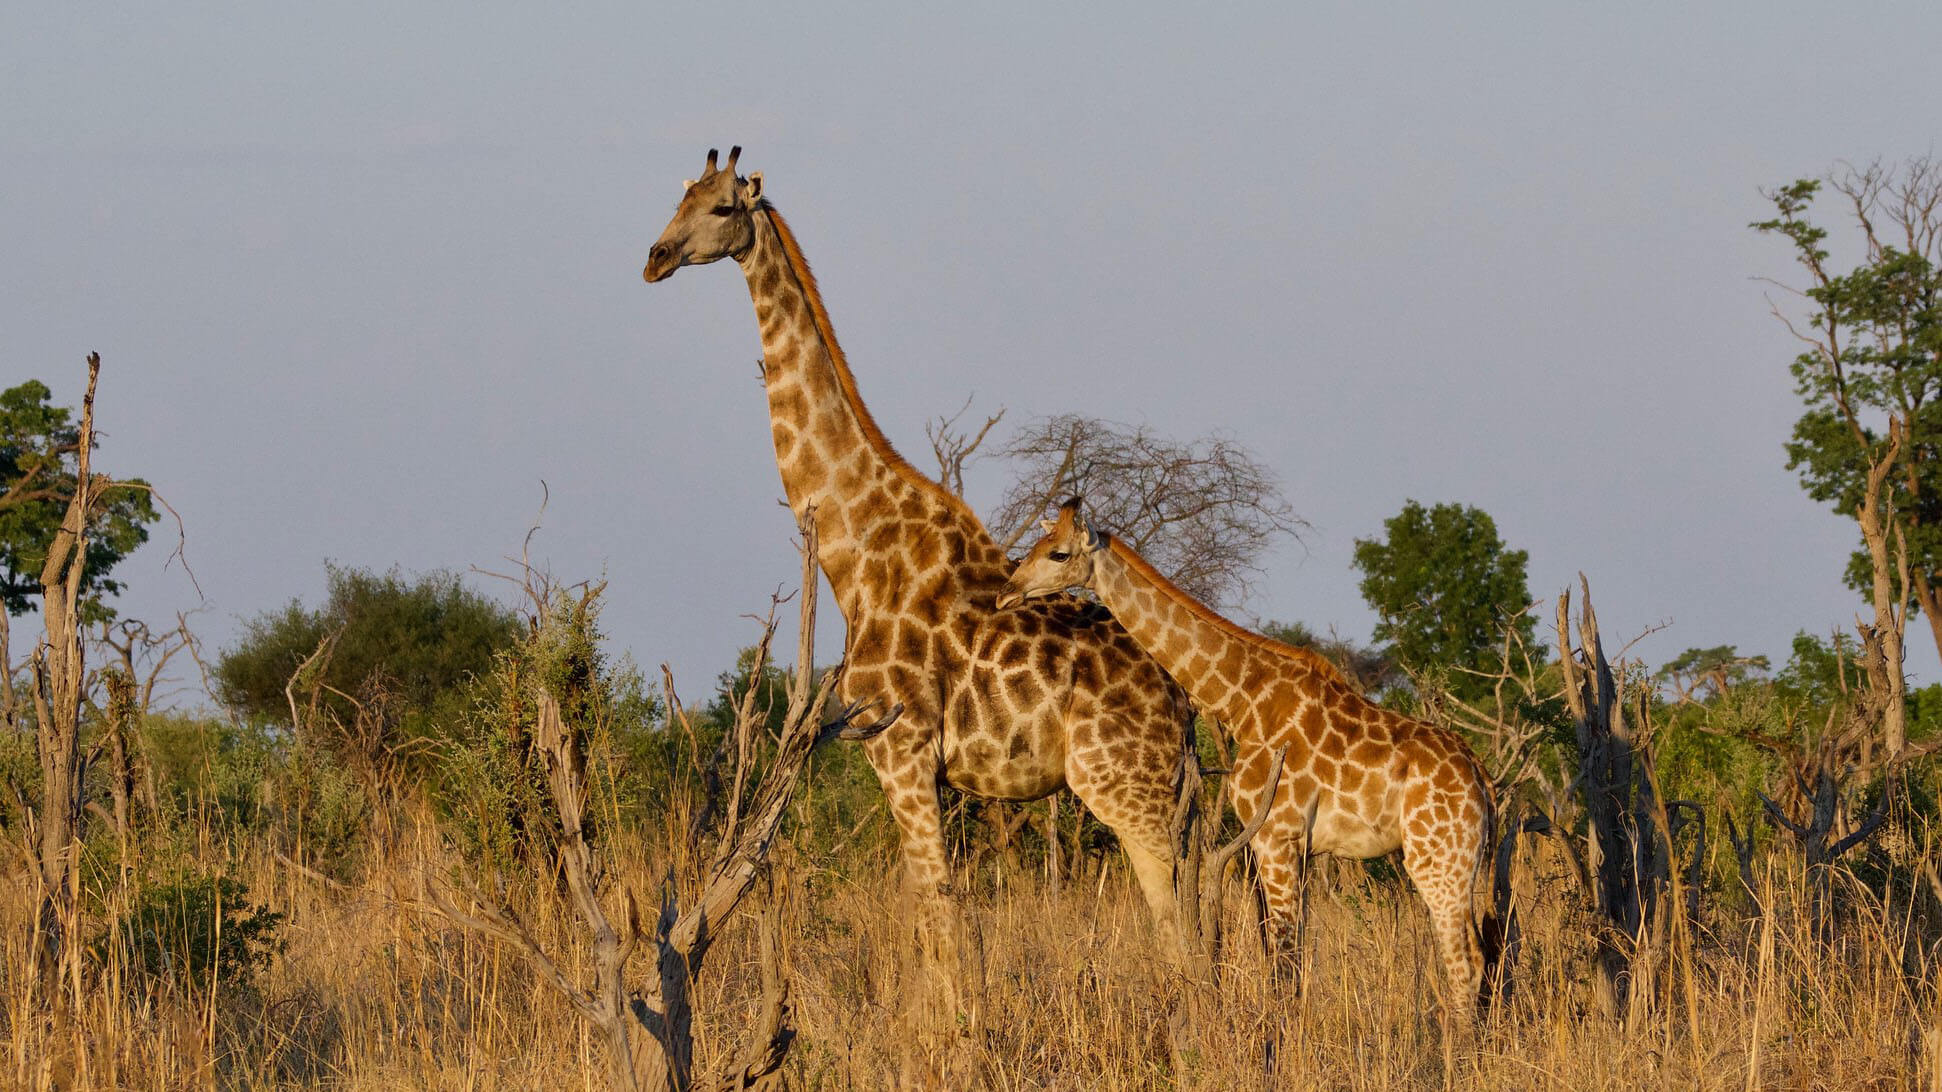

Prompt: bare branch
[991,414,1306,605]
[925,394,1005,498]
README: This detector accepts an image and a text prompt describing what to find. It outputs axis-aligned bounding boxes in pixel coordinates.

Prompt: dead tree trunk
[27,353,102,996]
[1171,737,1286,986]
[1555,576,1687,1022]
[99,668,137,848]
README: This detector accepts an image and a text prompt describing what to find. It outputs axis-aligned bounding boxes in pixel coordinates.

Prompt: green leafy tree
[0,378,158,619]
[1755,159,1942,662]
[1657,645,1771,704]
[1351,500,1537,703]
[215,564,521,779]
[1258,619,1404,697]
[1772,631,1868,709]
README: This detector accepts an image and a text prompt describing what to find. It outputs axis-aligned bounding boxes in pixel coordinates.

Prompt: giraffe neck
[1090,538,1324,735]
[736,206,1010,605]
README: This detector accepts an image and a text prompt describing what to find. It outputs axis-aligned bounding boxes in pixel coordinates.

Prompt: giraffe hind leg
[1066,738,1189,967]
[1402,826,1487,1024]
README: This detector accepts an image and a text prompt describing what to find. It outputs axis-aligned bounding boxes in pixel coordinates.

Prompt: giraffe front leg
[1231,752,1308,987]
[1250,822,1305,985]
[865,731,964,999]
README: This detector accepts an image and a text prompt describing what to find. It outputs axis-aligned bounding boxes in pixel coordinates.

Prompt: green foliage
[435,582,662,877]
[101,873,284,995]
[692,645,791,749]
[1259,619,1404,698]
[0,722,36,833]
[1350,500,1537,703]
[1658,645,1771,702]
[0,378,159,619]
[215,564,521,779]
[141,712,370,874]
[1754,167,1942,618]
[1772,631,1868,708]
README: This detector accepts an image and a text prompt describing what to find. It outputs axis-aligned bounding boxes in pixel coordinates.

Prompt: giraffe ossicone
[643,149,1198,979]
[1002,498,1499,1020]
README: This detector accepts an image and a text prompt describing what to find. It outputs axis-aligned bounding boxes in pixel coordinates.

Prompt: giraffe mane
[760,205,1000,544]
[1103,537,1352,684]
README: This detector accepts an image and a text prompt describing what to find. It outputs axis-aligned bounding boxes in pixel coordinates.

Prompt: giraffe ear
[682,179,695,190]
[1037,518,1057,534]
[744,172,763,202]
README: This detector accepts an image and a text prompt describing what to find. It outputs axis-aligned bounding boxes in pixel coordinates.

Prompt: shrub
[102,873,283,996]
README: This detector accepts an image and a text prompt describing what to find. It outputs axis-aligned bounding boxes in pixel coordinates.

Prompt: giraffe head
[643,146,764,283]
[996,498,1106,609]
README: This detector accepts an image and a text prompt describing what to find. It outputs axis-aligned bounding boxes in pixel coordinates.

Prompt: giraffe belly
[1308,804,1402,859]
[938,667,1069,801]
[936,607,1077,801]
[940,716,1067,800]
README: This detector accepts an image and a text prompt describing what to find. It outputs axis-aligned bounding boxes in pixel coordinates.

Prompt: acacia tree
[1656,645,1771,705]
[1757,158,1941,705]
[989,413,1305,607]
[1351,499,1536,703]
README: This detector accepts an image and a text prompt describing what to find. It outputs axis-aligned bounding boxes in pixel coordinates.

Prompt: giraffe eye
[710,205,736,216]
[1048,551,1071,563]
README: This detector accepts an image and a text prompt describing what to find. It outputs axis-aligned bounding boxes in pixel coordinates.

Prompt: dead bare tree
[1554,576,1704,1024]
[925,395,1004,500]
[990,414,1305,606]
[24,353,101,994]
[424,511,896,1091]
[89,615,194,843]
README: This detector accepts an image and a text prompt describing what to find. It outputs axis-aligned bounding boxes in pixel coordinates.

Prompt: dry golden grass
[4,807,1936,1091]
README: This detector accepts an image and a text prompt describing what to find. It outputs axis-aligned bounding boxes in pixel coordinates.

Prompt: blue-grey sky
[6,4,1938,698]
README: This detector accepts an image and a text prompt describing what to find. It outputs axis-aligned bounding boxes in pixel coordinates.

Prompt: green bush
[141,713,369,875]
[215,564,520,785]
[435,585,664,877]
[101,873,283,995]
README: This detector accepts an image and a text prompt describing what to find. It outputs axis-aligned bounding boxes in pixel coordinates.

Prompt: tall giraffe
[1000,499,1497,1018]
[642,148,1193,969]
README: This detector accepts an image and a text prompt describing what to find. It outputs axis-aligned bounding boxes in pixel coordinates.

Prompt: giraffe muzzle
[643,243,679,283]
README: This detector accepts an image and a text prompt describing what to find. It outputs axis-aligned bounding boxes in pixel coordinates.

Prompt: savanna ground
[4,623,1938,1091]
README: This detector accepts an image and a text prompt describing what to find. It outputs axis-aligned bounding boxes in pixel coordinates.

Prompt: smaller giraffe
[999,499,1497,1019]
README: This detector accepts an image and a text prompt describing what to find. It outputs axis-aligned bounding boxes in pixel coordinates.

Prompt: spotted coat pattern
[644,151,1195,967]
[1003,501,1496,1017]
